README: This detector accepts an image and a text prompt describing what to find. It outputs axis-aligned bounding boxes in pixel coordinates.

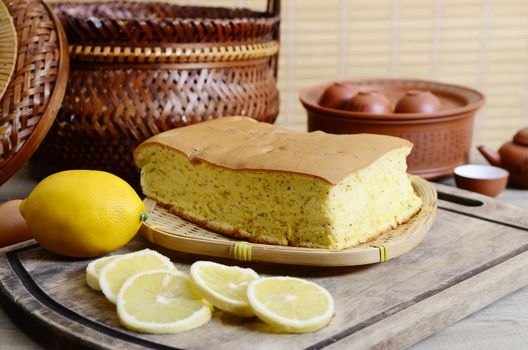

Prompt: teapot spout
[477,145,502,167]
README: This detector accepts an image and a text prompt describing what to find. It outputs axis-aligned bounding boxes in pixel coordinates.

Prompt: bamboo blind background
[53,0,528,150]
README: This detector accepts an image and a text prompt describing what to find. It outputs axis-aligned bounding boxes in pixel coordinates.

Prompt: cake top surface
[134,117,412,184]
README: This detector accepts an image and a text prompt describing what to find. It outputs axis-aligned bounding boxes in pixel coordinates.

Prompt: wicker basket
[0,0,69,186]
[31,1,280,186]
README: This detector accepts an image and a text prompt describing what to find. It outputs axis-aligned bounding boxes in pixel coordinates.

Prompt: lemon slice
[247,277,334,333]
[190,261,259,317]
[86,255,121,291]
[99,249,174,303]
[117,269,212,334]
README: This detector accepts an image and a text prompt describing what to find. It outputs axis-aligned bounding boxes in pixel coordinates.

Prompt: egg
[0,199,32,248]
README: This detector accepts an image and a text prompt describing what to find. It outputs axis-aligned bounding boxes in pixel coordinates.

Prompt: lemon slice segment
[99,249,174,303]
[190,261,259,317]
[247,277,334,333]
[86,255,121,291]
[117,269,212,334]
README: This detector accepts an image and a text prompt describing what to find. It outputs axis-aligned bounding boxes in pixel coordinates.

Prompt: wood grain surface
[1,182,528,349]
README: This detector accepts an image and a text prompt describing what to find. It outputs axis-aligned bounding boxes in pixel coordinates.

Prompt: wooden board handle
[437,191,484,207]
[435,183,528,229]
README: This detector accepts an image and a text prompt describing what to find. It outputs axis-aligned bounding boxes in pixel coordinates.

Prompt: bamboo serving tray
[140,176,437,266]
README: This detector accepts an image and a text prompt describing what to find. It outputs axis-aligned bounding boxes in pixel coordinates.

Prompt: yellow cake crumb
[134,117,422,249]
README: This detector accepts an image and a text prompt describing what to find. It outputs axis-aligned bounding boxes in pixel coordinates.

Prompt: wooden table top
[1,166,527,350]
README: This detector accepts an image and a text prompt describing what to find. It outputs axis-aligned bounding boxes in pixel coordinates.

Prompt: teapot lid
[513,128,528,146]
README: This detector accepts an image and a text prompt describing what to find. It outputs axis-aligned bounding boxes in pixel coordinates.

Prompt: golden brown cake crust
[134,116,412,185]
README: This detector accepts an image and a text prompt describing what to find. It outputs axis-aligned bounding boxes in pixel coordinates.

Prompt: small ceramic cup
[343,90,393,114]
[394,90,441,114]
[454,164,509,197]
[319,82,359,110]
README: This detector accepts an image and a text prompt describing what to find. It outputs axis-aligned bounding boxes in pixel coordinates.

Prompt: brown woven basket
[0,0,69,186]
[31,0,280,186]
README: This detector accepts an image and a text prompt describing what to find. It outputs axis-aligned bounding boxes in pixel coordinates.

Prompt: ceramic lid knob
[319,82,359,109]
[394,90,441,114]
[513,127,528,146]
[343,90,393,114]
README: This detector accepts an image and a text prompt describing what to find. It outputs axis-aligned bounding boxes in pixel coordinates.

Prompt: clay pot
[343,90,393,114]
[478,127,528,188]
[395,90,441,114]
[319,83,358,109]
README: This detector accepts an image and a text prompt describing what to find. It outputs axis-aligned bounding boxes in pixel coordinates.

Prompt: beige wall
[56,0,528,149]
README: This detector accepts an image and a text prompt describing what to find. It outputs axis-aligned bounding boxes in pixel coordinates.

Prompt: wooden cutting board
[1,182,528,350]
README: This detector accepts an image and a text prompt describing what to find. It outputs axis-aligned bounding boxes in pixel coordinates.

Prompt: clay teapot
[478,127,528,188]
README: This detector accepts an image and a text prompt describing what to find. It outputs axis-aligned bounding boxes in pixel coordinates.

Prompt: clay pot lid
[513,127,528,146]
[0,0,69,186]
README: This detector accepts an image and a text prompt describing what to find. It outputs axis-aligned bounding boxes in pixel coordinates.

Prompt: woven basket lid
[0,0,69,186]
[0,1,16,101]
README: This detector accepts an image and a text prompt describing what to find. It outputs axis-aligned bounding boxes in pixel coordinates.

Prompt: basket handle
[266,0,280,78]
[266,0,280,16]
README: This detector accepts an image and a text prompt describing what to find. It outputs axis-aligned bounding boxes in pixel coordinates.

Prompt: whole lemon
[20,170,146,258]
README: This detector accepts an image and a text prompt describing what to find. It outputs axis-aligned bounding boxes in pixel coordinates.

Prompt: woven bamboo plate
[0,1,16,100]
[140,176,437,266]
[0,0,69,186]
